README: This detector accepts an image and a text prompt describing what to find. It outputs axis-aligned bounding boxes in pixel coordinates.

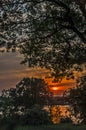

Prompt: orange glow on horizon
[51,86,58,91]
[43,76,76,95]
[49,85,59,91]
[49,85,60,95]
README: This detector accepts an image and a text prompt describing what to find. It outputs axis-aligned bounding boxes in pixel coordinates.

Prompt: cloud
[0,52,76,94]
[0,52,50,91]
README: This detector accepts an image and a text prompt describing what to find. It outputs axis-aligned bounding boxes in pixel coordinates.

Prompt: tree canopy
[0,78,51,113]
[0,78,52,126]
[0,0,86,79]
[65,75,86,124]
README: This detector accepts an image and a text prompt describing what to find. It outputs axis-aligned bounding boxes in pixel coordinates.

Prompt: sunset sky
[0,52,76,95]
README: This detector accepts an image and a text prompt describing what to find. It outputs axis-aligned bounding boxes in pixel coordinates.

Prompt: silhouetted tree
[20,104,52,125]
[65,75,86,124]
[13,77,51,109]
[0,0,86,79]
[0,78,52,126]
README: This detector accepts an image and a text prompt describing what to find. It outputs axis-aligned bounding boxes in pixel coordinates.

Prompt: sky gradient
[0,52,76,95]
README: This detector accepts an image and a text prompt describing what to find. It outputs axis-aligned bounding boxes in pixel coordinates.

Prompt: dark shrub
[20,105,52,125]
[60,117,72,123]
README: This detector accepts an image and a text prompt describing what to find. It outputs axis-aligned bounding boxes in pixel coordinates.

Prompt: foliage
[4,123,86,130]
[0,78,52,126]
[65,75,86,124]
[0,78,51,110]
[0,0,86,79]
[19,104,52,125]
[60,117,72,124]
[50,106,61,124]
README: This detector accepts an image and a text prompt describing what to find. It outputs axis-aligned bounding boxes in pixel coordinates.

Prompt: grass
[14,124,86,130]
[1,123,86,130]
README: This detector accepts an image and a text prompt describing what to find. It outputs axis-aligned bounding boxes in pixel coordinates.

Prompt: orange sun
[49,85,59,92]
[51,86,58,91]
[49,85,59,95]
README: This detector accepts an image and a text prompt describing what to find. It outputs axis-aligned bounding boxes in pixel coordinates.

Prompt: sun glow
[51,86,58,91]
[43,76,75,95]
[49,85,59,92]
